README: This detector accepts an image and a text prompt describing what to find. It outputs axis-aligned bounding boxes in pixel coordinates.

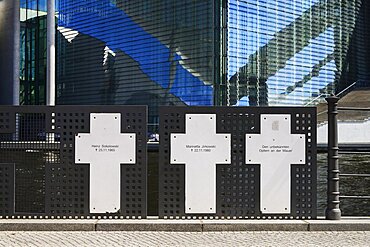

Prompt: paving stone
[0,231,369,246]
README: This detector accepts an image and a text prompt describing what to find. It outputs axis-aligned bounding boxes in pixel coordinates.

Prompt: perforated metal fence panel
[158,107,317,219]
[0,106,147,219]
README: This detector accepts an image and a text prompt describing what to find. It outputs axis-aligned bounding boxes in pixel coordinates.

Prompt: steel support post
[325,96,341,220]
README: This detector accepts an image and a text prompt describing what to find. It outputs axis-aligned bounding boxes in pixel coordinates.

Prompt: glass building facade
[18,0,370,122]
[226,0,369,106]
[56,0,218,126]
[20,0,48,105]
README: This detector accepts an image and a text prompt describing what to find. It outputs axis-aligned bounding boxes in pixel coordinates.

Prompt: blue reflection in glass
[58,0,212,105]
[266,27,335,93]
[228,0,338,106]
[20,0,47,12]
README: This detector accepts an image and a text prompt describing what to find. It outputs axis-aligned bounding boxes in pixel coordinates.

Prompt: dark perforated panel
[45,109,89,217]
[0,106,147,219]
[159,107,317,219]
[0,111,53,216]
[0,111,15,134]
[291,112,316,218]
[120,109,147,217]
[0,165,14,216]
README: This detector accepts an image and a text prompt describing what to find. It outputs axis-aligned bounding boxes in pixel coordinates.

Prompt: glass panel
[20,0,48,105]
[56,0,216,129]
[227,0,365,106]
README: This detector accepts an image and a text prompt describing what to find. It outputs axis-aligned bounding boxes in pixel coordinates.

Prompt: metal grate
[45,109,89,217]
[0,112,15,134]
[0,165,14,216]
[0,106,147,218]
[159,107,317,219]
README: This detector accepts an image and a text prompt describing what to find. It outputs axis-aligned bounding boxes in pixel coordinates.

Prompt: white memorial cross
[75,113,135,213]
[171,114,231,214]
[246,114,305,214]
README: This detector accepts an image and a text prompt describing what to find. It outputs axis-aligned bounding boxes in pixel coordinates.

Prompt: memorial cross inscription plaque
[246,114,305,214]
[171,114,231,214]
[75,113,136,213]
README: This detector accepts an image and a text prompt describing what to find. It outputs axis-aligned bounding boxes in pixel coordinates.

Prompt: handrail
[337,107,370,111]
[340,174,370,177]
[304,93,329,106]
[336,81,357,97]
[340,196,370,199]
[317,110,327,116]
[306,81,356,107]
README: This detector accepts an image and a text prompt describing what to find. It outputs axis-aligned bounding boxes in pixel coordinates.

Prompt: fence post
[325,96,341,220]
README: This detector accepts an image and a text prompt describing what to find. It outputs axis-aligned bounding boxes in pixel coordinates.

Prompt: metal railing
[325,96,370,220]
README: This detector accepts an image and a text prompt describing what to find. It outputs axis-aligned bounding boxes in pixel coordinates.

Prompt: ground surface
[0,231,369,247]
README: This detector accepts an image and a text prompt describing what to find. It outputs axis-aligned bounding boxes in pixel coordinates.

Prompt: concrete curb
[0,218,369,231]
[96,220,202,232]
[0,220,97,231]
[306,219,370,231]
[202,220,309,231]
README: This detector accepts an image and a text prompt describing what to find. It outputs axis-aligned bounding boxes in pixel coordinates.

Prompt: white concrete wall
[317,119,370,144]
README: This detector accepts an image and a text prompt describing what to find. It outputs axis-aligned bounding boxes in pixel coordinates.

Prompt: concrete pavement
[0,231,369,246]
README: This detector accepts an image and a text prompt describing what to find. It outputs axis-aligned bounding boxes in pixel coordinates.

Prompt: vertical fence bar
[46,0,56,142]
[47,0,56,106]
[325,96,341,220]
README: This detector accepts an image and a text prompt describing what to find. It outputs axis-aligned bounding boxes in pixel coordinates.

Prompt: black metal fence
[0,105,320,219]
[158,107,317,219]
[0,106,147,219]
